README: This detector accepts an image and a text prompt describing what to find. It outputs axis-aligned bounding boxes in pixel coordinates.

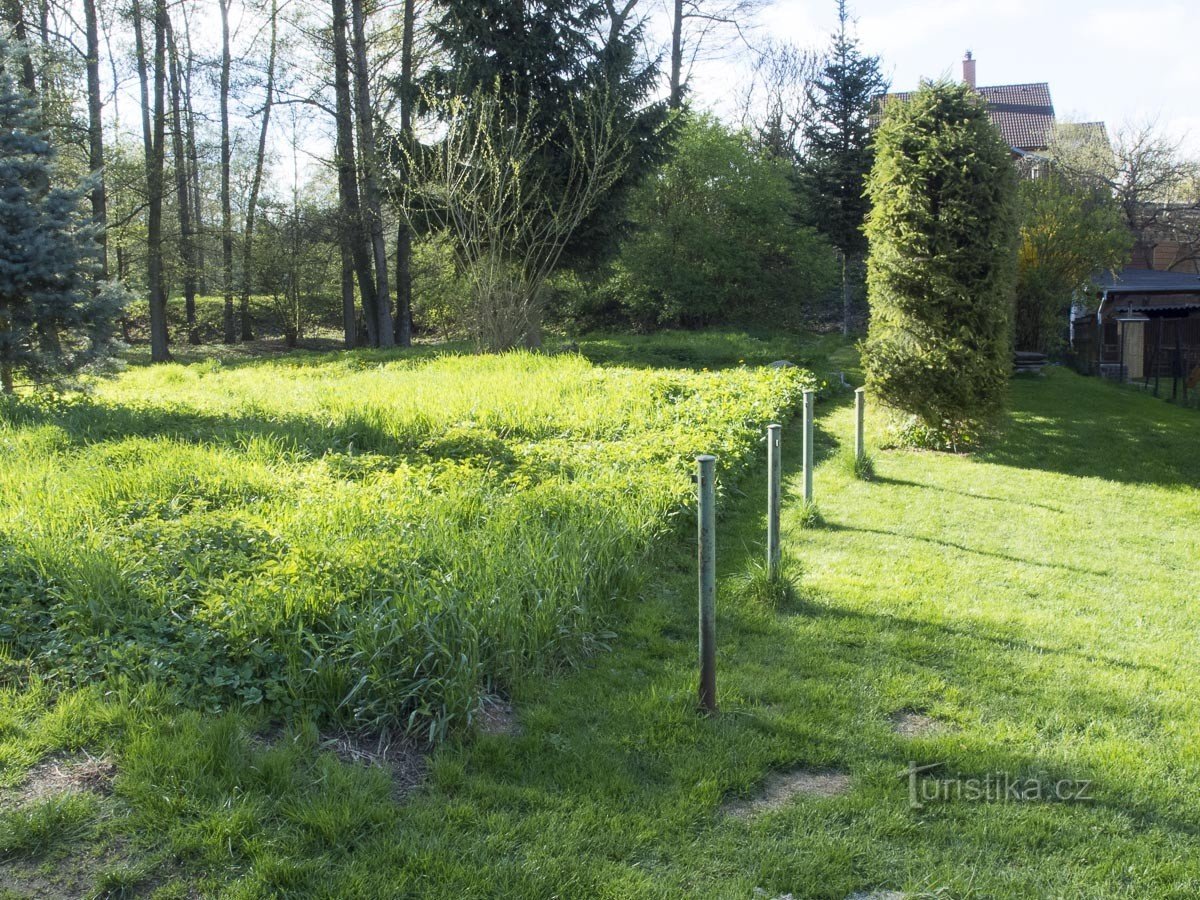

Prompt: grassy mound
[0,350,810,738]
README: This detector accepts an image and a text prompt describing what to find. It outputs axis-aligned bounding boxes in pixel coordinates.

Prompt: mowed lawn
[3,348,1200,898]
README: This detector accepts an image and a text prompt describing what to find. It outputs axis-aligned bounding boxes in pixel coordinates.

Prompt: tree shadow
[871,475,1065,514]
[981,371,1200,488]
[2,395,415,459]
[820,522,1110,577]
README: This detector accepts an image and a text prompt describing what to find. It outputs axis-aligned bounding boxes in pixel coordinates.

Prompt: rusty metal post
[766,424,781,578]
[855,387,866,462]
[697,454,717,714]
[802,390,814,503]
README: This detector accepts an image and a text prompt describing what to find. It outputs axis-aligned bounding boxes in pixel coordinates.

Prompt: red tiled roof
[882,82,1057,152]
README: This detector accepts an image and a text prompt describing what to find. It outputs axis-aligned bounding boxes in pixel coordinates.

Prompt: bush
[0,351,815,740]
[1015,172,1129,354]
[615,114,836,328]
[862,81,1019,450]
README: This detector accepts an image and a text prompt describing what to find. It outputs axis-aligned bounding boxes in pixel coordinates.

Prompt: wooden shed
[1072,268,1200,397]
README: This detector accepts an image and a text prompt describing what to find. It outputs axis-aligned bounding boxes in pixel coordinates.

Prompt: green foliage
[732,556,803,610]
[0,349,813,739]
[6,360,1200,896]
[837,447,875,480]
[0,793,98,860]
[799,0,887,256]
[862,81,1019,450]
[794,498,822,528]
[1015,171,1130,353]
[409,231,468,339]
[0,38,126,393]
[424,0,671,271]
[617,114,837,327]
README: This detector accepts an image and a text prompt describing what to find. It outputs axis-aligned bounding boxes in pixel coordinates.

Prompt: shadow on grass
[981,370,1200,488]
[819,522,1110,578]
[871,475,1065,514]
[405,367,1200,895]
[0,395,434,460]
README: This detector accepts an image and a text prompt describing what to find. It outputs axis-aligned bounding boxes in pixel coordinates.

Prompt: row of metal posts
[697,387,866,713]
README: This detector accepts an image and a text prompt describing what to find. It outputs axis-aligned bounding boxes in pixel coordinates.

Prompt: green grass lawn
[3,339,1200,898]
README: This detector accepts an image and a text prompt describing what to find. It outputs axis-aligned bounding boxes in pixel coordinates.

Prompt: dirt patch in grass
[319,731,428,800]
[846,892,906,900]
[723,768,852,818]
[1,848,119,900]
[477,696,519,737]
[1,754,115,809]
[889,710,949,739]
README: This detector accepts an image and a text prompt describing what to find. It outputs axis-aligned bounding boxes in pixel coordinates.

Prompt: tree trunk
[219,0,234,343]
[341,245,357,349]
[841,250,850,337]
[331,0,378,345]
[395,222,412,347]
[393,0,415,347]
[140,0,170,362]
[167,20,198,344]
[1,359,12,394]
[349,0,393,347]
[2,0,38,95]
[239,0,278,343]
[180,17,205,297]
[83,0,107,280]
[669,0,683,108]
[132,0,152,171]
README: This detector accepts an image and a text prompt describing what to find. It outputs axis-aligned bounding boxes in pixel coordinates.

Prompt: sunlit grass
[0,347,810,739]
[4,345,1200,897]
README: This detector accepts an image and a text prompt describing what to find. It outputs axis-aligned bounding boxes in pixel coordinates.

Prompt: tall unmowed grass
[0,350,811,739]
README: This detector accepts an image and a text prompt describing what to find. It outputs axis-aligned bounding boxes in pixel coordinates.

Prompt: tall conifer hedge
[862,81,1018,449]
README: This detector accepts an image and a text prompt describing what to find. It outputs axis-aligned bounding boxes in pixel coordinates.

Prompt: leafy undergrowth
[0,349,813,740]
[6,346,1200,898]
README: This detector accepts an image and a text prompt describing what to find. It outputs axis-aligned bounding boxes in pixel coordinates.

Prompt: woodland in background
[2,0,1196,374]
[0,0,891,363]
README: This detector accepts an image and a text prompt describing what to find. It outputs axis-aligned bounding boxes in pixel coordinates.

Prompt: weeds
[838,449,876,481]
[733,557,803,610]
[794,499,823,528]
[0,793,98,860]
[0,350,813,739]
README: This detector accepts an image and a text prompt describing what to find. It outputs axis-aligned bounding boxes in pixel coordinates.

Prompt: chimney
[963,51,976,89]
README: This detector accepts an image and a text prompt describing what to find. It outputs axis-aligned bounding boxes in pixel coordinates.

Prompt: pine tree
[426,0,668,261]
[428,0,604,135]
[423,0,671,340]
[800,0,886,333]
[0,38,124,393]
[862,80,1019,450]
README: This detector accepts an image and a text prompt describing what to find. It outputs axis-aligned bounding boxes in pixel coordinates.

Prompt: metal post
[802,390,814,503]
[854,388,866,462]
[766,425,781,578]
[696,454,717,714]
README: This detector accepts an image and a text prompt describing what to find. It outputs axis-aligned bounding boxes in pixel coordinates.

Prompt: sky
[695,0,1200,155]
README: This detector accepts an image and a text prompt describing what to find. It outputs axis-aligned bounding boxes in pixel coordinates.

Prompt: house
[1071,267,1200,396]
[1130,205,1200,275]
[879,53,1107,170]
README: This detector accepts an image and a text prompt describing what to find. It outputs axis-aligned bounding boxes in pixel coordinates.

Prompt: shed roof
[1093,267,1200,295]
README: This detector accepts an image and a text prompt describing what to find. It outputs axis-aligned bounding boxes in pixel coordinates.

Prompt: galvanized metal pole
[854,387,866,462]
[696,454,717,714]
[802,390,814,503]
[766,424,781,578]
